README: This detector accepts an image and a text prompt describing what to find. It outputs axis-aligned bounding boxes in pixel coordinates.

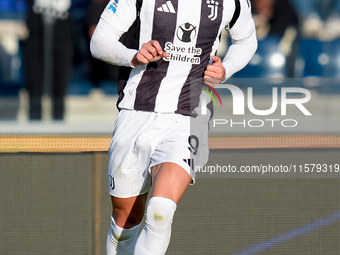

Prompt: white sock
[106,215,141,255]
[134,197,177,255]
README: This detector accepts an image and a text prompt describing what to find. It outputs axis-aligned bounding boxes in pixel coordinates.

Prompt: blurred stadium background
[1,0,340,254]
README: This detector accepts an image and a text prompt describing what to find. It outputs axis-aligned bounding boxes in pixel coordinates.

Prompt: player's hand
[131,40,169,67]
[204,56,226,87]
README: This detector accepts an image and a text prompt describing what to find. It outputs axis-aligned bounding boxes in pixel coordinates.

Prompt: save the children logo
[163,22,202,64]
[176,23,197,43]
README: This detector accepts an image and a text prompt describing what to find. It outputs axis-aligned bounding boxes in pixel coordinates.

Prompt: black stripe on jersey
[134,0,179,111]
[229,0,240,29]
[117,0,143,109]
[176,0,223,116]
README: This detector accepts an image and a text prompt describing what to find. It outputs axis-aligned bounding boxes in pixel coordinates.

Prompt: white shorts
[107,109,209,198]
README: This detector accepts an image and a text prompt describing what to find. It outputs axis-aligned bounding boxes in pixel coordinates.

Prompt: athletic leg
[107,193,148,255]
[106,110,156,255]
[134,162,192,255]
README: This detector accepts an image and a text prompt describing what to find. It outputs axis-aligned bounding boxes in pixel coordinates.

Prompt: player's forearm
[222,34,258,81]
[90,18,137,67]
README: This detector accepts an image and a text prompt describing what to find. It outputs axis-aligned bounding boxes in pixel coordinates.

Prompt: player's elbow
[246,31,258,54]
[241,33,258,59]
[90,34,101,60]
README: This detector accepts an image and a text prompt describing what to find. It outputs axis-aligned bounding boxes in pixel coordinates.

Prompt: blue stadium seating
[299,39,340,94]
[299,39,324,78]
[324,39,340,94]
[324,39,340,78]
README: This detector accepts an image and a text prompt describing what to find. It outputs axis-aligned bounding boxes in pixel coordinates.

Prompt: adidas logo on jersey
[157,1,176,14]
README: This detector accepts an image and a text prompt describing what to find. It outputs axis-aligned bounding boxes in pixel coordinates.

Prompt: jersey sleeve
[90,0,139,67]
[101,0,138,33]
[222,0,257,81]
[227,0,255,41]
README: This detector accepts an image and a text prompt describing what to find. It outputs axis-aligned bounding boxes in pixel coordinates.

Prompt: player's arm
[90,0,168,67]
[90,0,138,67]
[222,0,258,81]
[204,0,258,85]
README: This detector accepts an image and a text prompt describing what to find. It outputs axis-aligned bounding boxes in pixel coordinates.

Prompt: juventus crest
[206,0,219,21]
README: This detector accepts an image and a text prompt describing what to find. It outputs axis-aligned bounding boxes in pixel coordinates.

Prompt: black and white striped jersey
[99,0,256,116]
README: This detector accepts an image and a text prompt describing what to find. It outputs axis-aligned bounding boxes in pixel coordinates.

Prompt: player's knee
[145,197,177,233]
[112,206,144,229]
[111,194,148,229]
[114,210,144,229]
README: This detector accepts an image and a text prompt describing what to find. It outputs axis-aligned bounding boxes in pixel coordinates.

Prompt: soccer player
[90,0,257,254]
